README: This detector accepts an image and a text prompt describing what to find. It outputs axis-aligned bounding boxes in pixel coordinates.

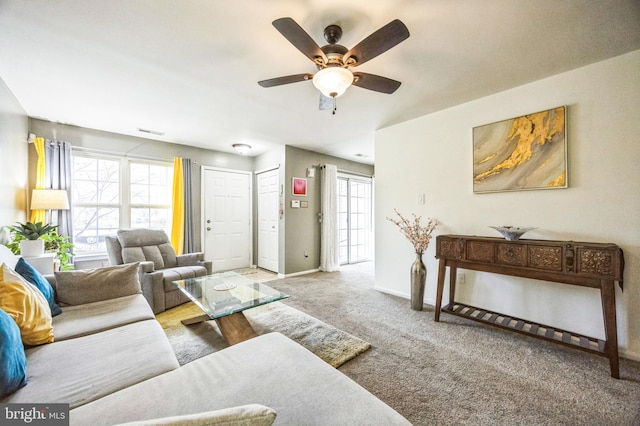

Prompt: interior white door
[202,168,251,271]
[256,168,279,273]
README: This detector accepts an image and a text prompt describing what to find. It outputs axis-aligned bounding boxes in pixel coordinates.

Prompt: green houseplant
[9,222,57,257]
[7,222,75,270]
[9,221,58,240]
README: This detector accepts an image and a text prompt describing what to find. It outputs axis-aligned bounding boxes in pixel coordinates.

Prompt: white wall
[0,77,28,230]
[375,50,640,360]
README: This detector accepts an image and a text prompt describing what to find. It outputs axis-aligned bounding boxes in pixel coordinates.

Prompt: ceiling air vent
[137,128,165,136]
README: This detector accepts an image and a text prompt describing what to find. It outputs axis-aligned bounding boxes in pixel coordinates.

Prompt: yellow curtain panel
[170,157,185,255]
[30,137,47,223]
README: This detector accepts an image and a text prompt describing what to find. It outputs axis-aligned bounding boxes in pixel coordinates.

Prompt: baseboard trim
[620,349,640,362]
[282,268,319,278]
[373,286,409,299]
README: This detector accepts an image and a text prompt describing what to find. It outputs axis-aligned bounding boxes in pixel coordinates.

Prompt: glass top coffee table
[173,271,289,345]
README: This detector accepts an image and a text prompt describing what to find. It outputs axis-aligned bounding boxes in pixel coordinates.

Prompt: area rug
[156,301,371,368]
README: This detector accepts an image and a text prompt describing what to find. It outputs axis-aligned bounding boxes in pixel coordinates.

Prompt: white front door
[256,168,279,273]
[202,168,251,271]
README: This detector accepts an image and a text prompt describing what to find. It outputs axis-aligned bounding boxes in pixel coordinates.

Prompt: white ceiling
[1,1,638,165]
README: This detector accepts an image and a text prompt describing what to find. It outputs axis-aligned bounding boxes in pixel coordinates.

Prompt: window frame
[71,150,173,256]
[337,173,374,265]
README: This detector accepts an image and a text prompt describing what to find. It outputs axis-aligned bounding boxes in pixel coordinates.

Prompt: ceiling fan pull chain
[332,96,337,115]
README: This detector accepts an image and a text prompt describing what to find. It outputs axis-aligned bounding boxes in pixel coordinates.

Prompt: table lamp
[31,189,70,223]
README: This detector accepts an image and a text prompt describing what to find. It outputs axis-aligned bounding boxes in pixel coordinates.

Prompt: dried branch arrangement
[386,209,438,254]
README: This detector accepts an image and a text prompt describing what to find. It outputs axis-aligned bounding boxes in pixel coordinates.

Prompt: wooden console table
[434,235,624,378]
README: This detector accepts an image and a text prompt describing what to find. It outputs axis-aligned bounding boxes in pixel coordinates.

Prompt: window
[72,156,120,253]
[338,175,373,264]
[129,162,172,230]
[72,153,172,254]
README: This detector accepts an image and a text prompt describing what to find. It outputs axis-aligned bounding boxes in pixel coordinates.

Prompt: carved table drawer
[496,243,528,266]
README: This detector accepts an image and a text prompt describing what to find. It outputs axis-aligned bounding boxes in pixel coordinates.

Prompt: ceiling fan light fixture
[232,143,251,154]
[312,67,354,98]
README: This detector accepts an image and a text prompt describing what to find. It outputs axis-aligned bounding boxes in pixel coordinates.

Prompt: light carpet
[157,300,371,367]
[264,262,640,426]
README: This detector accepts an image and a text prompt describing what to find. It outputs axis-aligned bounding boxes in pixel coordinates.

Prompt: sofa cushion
[114,404,277,426]
[0,264,54,346]
[15,257,62,316]
[70,333,411,425]
[117,228,169,247]
[0,244,19,270]
[117,229,178,269]
[0,308,27,398]
[3,320,179,409]
[54,263,141,306]
[121,244,177,270]
[162,265,209,292]
[53,294,154,341]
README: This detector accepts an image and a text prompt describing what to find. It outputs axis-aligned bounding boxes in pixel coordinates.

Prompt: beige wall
[0,77,28,233]
[25,120,373,275]
[28,118,254,254]
[375,50,640,359]
[283,146,374,275]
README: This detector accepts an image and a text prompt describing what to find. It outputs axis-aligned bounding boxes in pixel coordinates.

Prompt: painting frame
[292,177,307,196]
[472,106,568,193]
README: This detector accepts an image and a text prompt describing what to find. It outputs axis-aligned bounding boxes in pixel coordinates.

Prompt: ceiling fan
[258,17,410,114]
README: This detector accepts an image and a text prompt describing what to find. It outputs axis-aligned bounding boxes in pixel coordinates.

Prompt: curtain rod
[338,169,373,178]
[314,164,373,178]
[72,146,196,164]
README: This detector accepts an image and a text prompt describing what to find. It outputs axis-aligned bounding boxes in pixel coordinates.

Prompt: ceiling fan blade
[272,17,328,64]
[344,19,410,67]
[352,72,402,94]
[258,73,313,87]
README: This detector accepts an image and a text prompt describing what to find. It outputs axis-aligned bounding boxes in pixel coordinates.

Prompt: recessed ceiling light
[137,128,165,136]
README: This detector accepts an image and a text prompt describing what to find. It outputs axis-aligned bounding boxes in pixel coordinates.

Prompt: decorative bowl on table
[489,226,536,241]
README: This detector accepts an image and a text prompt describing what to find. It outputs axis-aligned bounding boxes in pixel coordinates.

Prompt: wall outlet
[304,249,309,258]
[457,273,465,284]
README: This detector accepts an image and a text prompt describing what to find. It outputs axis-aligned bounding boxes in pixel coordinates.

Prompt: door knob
[207,227,211,231]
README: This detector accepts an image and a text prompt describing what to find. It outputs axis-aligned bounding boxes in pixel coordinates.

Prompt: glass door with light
[338,175,373,265]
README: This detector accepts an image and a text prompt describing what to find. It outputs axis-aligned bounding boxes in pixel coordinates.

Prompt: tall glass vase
[410,251,426,310]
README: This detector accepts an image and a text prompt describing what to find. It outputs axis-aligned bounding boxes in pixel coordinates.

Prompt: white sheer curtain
[319,164,340,272]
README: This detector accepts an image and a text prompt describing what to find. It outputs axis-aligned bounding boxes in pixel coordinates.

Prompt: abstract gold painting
[473,106,567,193]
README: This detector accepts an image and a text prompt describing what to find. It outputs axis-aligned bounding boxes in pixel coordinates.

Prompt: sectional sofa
[0,246,410,425]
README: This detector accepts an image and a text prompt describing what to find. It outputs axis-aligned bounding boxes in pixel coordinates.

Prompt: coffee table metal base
[181,312,258,346]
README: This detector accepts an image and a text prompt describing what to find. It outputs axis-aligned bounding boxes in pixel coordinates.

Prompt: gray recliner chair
[105,229,212,314]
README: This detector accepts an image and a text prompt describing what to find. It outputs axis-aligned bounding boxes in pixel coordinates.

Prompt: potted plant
[8,221,59,257]
[41,231,75,270]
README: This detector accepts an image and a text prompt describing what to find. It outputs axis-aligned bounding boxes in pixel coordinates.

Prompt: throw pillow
[15,257,62,316]
[54,262,141,306]
[114,404,277,426]
[0,308,28,398]
[0,263,54,346]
